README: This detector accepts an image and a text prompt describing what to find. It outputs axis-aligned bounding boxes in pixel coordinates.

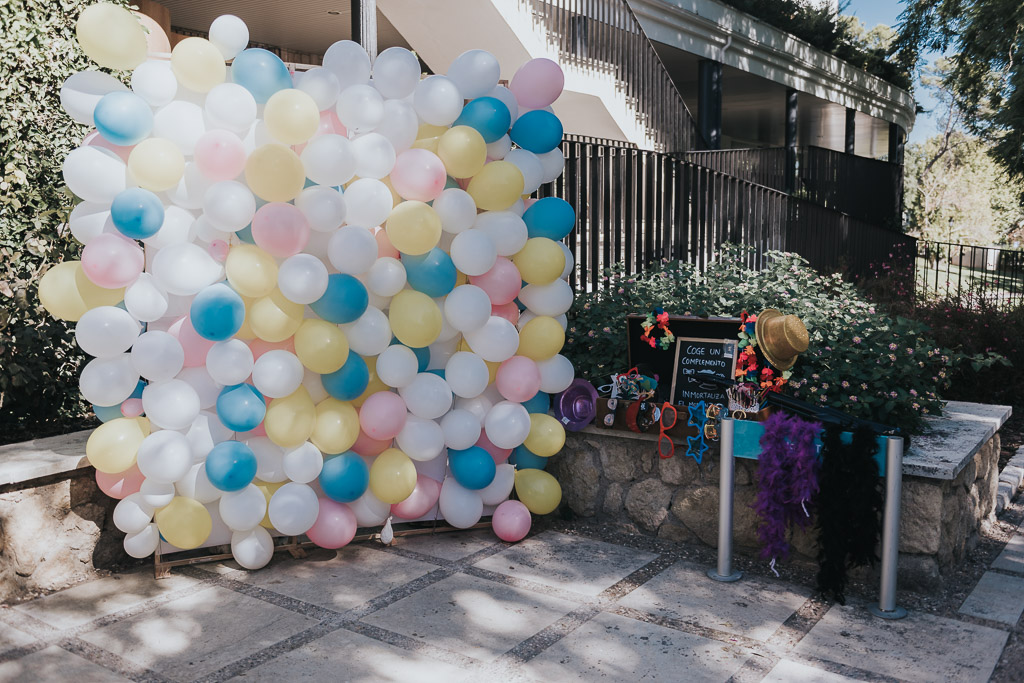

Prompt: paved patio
[1,518,1023,683]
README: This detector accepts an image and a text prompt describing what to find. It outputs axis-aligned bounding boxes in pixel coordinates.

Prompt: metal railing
[528,0,704,153]
[916,240,1024,310]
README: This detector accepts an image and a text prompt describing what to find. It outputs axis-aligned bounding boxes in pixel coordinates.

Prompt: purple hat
[554,379,599,431]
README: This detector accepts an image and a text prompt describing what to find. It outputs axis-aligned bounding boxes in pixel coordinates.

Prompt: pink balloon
[95,464,145,499]
[83,129,132,162]
[470,257,522,305]
[252,203,310,258]
[491,302,519,325]
[306,498,357,549]
[374,227,400,258]
[358,391,407,440]
[81,233,144,289]
[248,337,296,361]
[476,429,512,465]
[351,427,391,457]
[389,149,447,202]
[510,58,565,109]
[168,315,215,367]
[496,356,542,402]
[391,474,441,519]
[121,398,144,418]
[209,239,230,262]
[492,499,532,542]
[293,111,348,155]
[194,129,247,181]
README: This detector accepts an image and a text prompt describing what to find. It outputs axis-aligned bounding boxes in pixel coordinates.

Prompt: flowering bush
[565,246,1003,433]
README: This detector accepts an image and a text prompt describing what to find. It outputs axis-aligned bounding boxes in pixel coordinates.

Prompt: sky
[843,0,941,145]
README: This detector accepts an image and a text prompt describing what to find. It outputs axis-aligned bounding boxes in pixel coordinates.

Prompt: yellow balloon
[456,338,472,353]
[411,137,440,153]
[226,245,278,298]
[249,289,303,342]
[438,126,487,178]
[128,138,185,192]
[467,161,524,211]
[513,237,566,285]
[417,123,449,140]
[235,297,256,340]
[385,201,442,256]
[517,316,565,360]
[485,360,500,384]
[353,356,388,408]
[76,3,147,71]
[389,290,442,348]
[524,414,566,457]
[264,89,320,145]
[369,448,417,504]
[38,261,124,322]
[294,319,349,374]
[311,398,360,454]
[454,271,469,287]
[255,480,285,529]
[515,469,562,515]
[154,497,212,550]
[245,144,306,202]
[86,417,150,474]
[379,176,404,208]
[264,387,317,448]
[170,37,225,93]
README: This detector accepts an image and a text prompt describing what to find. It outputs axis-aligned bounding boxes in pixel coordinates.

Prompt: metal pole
[351,0,378,61]
[869,436,908,619]
[708,417,742,582]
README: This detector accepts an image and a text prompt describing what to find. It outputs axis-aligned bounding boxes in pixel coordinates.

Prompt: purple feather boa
[753,412,822,564]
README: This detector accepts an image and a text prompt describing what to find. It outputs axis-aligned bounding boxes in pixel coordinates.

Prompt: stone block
[898,554,942,593]
[735,459,754,486]
[587,437,635,482]
[657,452,699,486]
[996,481,1014,516]
[602,482,625,517]
[657,517,696,543]
[899,479,943,555]
[732,485,763,550]
[671,487,719,546]
[549,447,600,517]
[624,479,673,532]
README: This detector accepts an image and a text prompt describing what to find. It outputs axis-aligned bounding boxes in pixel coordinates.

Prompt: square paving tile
[473,531,657,597]
[394,529,501,562]
[14,570,198,630]
[992,535,1024,574]
[762,658,864,682]
[228,545,435,613]
[361,572,579,662]
[519,612,750,682]
[79,586,317,682]
[617,561,809,641]
[794,603,1008,683]
[959,571,1024,625]
[0,644,128,682]
[229,626,469,682]
[0,622,38,651]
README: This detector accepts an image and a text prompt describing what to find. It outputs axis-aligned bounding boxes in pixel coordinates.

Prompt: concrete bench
[549,401,1012,592]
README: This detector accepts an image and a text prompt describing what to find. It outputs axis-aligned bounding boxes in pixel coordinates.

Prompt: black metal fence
[916,240,1024,310]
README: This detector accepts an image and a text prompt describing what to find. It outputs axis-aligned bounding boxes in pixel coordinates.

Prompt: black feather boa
[815,425,884,604]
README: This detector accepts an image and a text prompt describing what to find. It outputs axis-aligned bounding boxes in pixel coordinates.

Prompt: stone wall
[549,427,1002,593]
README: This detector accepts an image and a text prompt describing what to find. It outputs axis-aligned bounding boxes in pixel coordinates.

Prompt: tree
[896,0,1024,183]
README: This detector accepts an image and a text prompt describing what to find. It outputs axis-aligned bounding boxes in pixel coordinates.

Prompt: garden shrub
[565,246,1003,434]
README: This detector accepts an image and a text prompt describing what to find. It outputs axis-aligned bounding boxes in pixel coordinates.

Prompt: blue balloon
[236,224,255,244]
[449,446,497,490]
[427,368,446,379]
[390,338,430,372]
[205,441,258,491]
[217,384,266,432]
[320,452,370,502]
[403,248,457,298]
[93,404,124,422]
[191,283,245,341]
[93,91,153,146]
[453,97,511,143]
[322,353,369,401]
[110,188,165,240]
[310,274,368,324]
[231,48,293,103]
[522,391,551,414]
[510,110,564,154]
[509,445,548,471]
[522,197,575,241]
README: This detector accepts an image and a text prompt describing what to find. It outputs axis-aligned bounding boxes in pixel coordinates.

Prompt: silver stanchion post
[708,416,742,582]
[868,436,908,619]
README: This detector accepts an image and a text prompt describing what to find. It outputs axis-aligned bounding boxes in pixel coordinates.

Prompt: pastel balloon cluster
[46,6,573,569]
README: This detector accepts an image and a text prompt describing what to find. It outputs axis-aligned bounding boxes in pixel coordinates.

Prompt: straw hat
[754,309,809,371]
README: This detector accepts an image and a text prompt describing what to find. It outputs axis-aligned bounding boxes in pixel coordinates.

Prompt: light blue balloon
[510,110,563,154]
[205,441,258,492]
[231,48,293,103]
[93,91,153,146]
[522,391,551,414]
[190,283,245,341]
[110,188,165,240]
[94,380,147,422]
[320,452,369,502]
[449,446,497,490]
[322,354,369,401]
[522,197,575,241]
[509,444,548,470]
[216,384,265,432]
[403,248,457,298]
[310,274,368,324]
[453,97,511,143]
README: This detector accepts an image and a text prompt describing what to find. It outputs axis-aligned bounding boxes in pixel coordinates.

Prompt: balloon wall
[46,4,575,569]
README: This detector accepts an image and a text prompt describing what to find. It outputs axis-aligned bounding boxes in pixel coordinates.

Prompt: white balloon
[366,256,407,297]
[131,61,177,108]
[464,316,519,362]
[427,336,458,369]
[146,206,197,249]
[268,482,319,535]
[142,379,201,430]
[444,352,489,399]
[376,344,419,388]
[351,132,396,179]
[300,134,356,187]
[395,415,445,462]
[139,478,177,508]
[296,186,347,232]
[441,409,482,450]
[455,394,493,424]
[447,50,500,99]
[373,99,419,153]
[282,442,323,483]
[505,148,543,194]
[519,279,574,316]
[297,67,341,110]
[278,254,329,305]
[209,15,249,59]
[205,83,257,133]
[480,464,516,506]
[252,350,304,399]
[537,354,575,394]
[154,100,206,155]
[323,40,372,91]
[69,201,113,245]
[344,179,394,228]
[206,339,254,386]
[113,493,155,534]
[80,354,139,406]
[349,489,390,526]
[439,477,483,529]
[231,527,275,570]
[61,70,128,124]
[75,306,140,358]
[373,47,422,99]
[329,226,379,275]
[248,437,287,483]
[337,84,384,133]
[302,368,329,403]
[124,273,169,323]
[177,366,222,411]
[474,211,528,257]
[203,180,256,233]
[131,330,184,382]
[185,413,217,463]
[433,188,477,234]
[558,242,575,281]
[63,146,125,204]
[341,307,391,356]
[538,148,566,183]
[219,484,267,531]
[399,373,453,420]
[166,163,214,210]
[449,229,497,276]
[137,430,193,485]
[485,134,512,160]
[414,75,463,127]
[488,85,519,122]
[151,243,225,296]
[123,523,161,559]
[444,285,491,333]
[484,401,532,449]
[176,462,223,503]
[204,501,232,547]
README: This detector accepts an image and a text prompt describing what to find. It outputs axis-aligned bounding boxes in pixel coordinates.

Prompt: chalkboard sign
[626,315,741,402]
[669,337,738,407]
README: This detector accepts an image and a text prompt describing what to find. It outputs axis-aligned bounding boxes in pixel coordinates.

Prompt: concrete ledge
[903,402,1011,480]
[0,431,90,487]
[995,446,1024,516]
